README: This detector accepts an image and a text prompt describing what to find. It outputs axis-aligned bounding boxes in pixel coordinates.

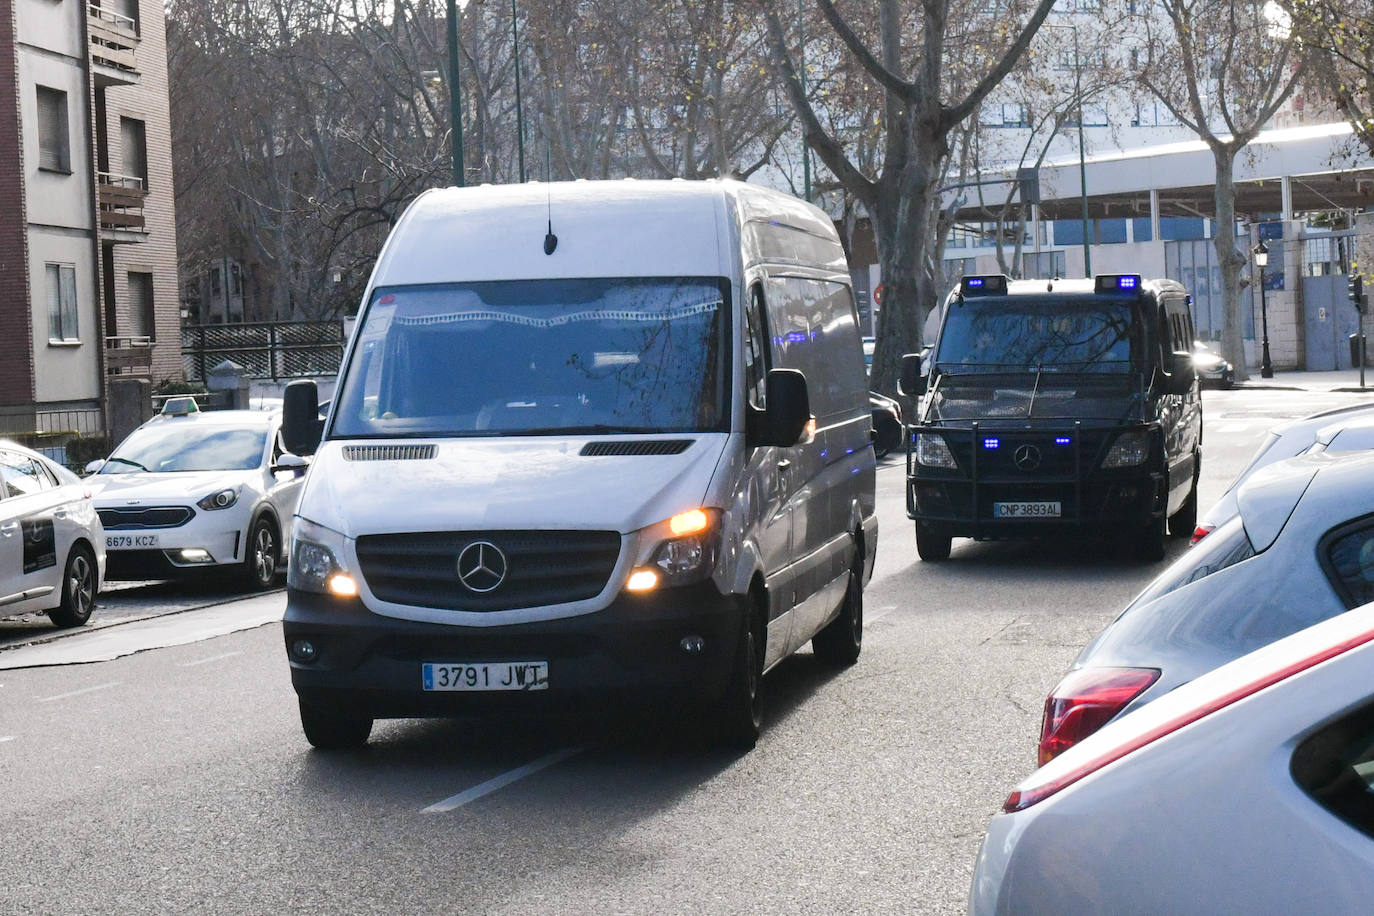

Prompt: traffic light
[1350,274,1367,314]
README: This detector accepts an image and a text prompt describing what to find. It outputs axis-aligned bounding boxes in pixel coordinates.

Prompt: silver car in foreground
[973,601,1374,914]
[1038,450,1374,765]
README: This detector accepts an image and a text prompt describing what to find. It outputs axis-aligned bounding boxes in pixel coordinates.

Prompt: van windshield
[935,296,1141,373]
[332,277,731,438]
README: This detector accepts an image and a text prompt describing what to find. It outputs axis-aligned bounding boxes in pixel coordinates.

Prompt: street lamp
[511,0,526,182]
[1254,241,1274,378]
[446,0,481,187]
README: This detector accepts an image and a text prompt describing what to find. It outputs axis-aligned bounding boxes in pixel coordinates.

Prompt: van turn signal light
[668,509,710,537]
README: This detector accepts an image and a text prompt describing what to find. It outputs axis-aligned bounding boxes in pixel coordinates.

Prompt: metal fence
[181,320,346,381]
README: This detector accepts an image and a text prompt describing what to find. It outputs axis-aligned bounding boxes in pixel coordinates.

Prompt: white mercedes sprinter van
[280,179,877,749]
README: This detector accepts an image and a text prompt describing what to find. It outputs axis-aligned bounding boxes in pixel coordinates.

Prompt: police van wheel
[916,523,952,562]
[1134,515,1168,562]
[813,557,863,667]
[716,600,764,749]
[1169,456,1201,538]
[299,700,372,749]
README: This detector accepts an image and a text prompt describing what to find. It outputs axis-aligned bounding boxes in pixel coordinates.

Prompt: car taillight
[1007,621,1374,814]
[1038,667,1160,766]
[1190,524,1215,545]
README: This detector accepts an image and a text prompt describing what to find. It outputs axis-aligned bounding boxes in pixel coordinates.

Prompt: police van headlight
[1102,430,1151,468]
[916,433,957,469]
[627,509,721,592]
[288,517,357,596]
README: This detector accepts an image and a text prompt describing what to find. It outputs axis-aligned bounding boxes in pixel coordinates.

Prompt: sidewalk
[1235,367,1374,394]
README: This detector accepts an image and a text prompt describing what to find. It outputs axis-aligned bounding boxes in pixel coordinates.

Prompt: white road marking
[38,682,118,703]
[424,745,587,813]
[0,735,15,744]
[177,651,242,668]
[867,604,898,624]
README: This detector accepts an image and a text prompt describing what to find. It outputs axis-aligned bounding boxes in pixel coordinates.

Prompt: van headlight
[627,509,721,591]
[1102,430,1152,468]
[288,517,357,596]
[917,433,957,469]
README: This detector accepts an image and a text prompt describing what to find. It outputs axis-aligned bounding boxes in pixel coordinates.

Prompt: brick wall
[0,0,34,407]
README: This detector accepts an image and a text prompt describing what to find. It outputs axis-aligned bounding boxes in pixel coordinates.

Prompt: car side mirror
[273,454,309,477]
[1161,351,1196,396]
[282,380,324,456]
[84,459,105,475]
[754,368,811,447]
[899,353,927,397]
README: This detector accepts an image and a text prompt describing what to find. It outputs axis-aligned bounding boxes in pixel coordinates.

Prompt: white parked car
[972,600,1374,914]
[87,407,308,589]
[0,441,105,627]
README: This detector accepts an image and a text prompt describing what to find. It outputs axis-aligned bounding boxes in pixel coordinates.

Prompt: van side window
[745,287,770,409]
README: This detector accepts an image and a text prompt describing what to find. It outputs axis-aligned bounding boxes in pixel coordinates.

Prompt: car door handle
[0,521,17,536]
[777,459,792,472]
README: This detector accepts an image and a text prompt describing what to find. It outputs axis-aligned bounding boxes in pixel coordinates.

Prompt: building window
[128,271,155,340]
[210,266,222,296]
[45,264,79,342]
[36,86,70,172]
[120,117,148,189]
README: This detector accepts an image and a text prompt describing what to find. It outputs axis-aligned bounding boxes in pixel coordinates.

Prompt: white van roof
[370,179,843,288]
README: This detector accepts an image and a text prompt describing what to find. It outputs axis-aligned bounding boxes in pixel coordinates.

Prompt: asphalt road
[1,385,1368,914]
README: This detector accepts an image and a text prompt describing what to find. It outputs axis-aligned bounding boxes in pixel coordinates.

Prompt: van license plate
[422,662,548,692]
[993,501,1061,519]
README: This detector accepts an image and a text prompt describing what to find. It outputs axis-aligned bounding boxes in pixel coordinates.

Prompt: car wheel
[299,699,372,749]
[241,515,279,590]
[715,597,764,749]
[48,545,97,629]
[916,522,952,562]
[812,552,863,667]
[1133,514,1168,562]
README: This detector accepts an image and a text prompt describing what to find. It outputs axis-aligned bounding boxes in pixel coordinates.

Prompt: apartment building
[0,0,179,439]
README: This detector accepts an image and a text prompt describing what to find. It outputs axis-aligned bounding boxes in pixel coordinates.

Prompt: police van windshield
[332,277,730,438]
[935,296,1140,373]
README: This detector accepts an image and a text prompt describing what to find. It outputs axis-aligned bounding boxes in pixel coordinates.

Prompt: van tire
[916,523,952,562]
[715,599,763,749]
[813,556,863,667]
[1169,455,1200,538]
[299,700,372,749]
[48,544,97,629]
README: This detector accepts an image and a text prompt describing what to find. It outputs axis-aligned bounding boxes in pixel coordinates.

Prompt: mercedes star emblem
[1013,444,1043,471]
[456,541,508,593]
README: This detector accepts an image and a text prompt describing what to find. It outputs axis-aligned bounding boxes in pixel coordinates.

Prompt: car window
[1291,696,1374,840]
[1321,518,1374,609]
[1126,516,1258,611]
[102,425,269,473]
[0,451,54,497]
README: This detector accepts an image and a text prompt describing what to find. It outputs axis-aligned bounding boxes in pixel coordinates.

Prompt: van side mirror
[283,380,324,456]
[755,369,811,447]
[1161,351,1196,396]
[84,459,105,475]
[899,353,927,397]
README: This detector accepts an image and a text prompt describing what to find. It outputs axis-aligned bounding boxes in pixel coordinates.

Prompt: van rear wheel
[916,523,952,562]
[813,555,863,667]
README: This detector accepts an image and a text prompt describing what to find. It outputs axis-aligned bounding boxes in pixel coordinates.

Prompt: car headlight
[197,487,239,510]
[626,508,721,591]
[1102,430,1151,468]
[916,433,957,469]
[287,517,357,596]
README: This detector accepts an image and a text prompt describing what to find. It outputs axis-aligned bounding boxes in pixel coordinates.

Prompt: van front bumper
[283,582,744,718]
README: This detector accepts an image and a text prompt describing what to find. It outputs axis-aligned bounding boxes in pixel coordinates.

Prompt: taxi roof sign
[161,396,201,416]
[961,275,1010,296]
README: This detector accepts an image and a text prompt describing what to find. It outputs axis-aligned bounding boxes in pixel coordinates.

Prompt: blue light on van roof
[1055,436,1072,446]
[983,437,1000,449]
[1118,276,1138,289]
[968,278,985,288]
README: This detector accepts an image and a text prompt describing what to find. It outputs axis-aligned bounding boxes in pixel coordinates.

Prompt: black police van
[901,274,1202,562]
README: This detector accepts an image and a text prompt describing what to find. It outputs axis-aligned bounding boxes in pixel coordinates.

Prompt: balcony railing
[105,335,154,377]
[98,172,148,236]
[88,3,140,84]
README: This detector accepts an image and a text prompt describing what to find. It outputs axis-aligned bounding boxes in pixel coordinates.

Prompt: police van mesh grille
[355,530,622,611]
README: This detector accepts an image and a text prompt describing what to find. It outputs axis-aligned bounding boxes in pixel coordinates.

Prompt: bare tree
[1139,0,1306,381]
[760,0,1057,394]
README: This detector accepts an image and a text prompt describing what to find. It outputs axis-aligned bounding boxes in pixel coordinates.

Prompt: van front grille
[355,530,623,611]
[342,445,436,461]
[579,440,694,456]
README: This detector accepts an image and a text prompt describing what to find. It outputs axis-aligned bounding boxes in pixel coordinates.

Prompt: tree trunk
[869,158,939,397]
[1212,147,1250,382]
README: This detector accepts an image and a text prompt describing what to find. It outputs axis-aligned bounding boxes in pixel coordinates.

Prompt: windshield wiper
[103,456,150,472]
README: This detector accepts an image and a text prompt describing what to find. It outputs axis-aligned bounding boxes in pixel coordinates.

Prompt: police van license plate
[422,662,548,691]
[993,501,1062,519]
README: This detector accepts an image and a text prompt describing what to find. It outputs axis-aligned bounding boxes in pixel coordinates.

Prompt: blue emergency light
[1094,274,1143,294]
[983,437,1000,450]
[961,275,1010,297]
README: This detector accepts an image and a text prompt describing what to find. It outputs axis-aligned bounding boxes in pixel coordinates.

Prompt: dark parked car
[1192,340,1234,388]
[869,391,902,458]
